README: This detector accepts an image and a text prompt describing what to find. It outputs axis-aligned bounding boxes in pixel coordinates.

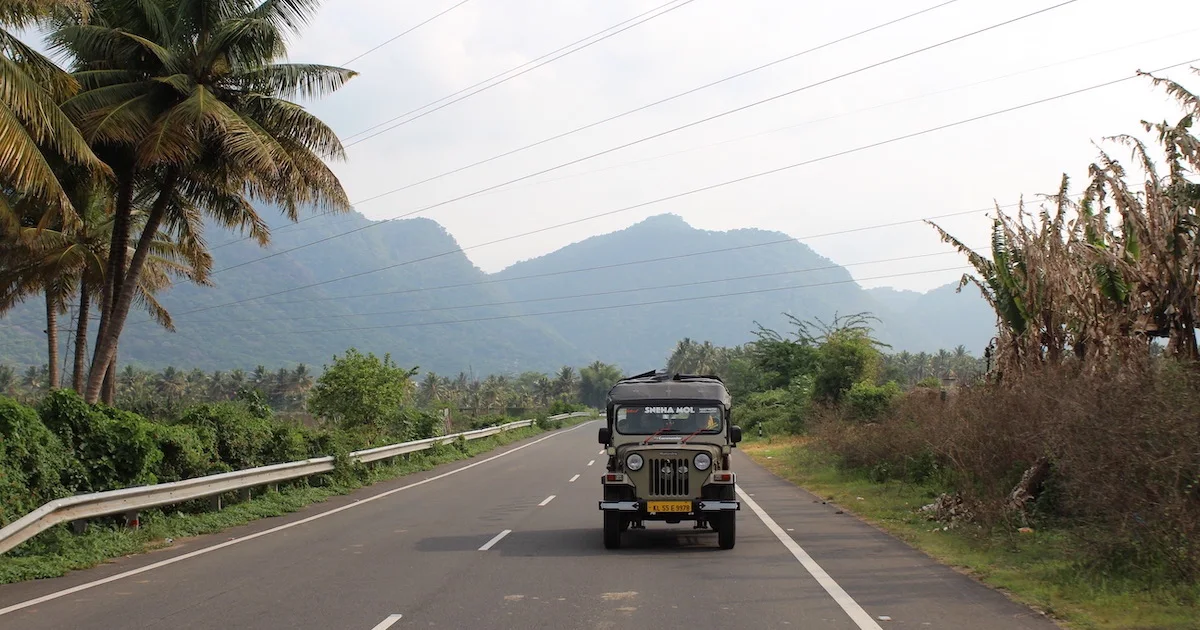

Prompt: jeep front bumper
[597,499,740,512]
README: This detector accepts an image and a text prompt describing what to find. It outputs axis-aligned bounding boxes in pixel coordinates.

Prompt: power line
[163,55,1200,319]
[124,201,1005,329]
[343,0,699,143]
[206,24,1192,256]
[260,266,972,336]
[208,0,698,253]
[246,203,1009,309]
[211,0,1079,275]
[341,0,474,67]
[469,26,1200,199]
[347,0,961,154]
[177,250,980,325]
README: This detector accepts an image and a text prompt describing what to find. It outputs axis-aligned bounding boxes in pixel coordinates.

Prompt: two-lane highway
[0,422,1057,629]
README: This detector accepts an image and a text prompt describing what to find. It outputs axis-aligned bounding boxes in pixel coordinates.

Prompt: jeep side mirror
[730,425,742,445]
[598,427,611,445]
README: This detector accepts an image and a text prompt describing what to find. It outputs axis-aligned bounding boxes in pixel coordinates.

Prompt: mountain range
[0,210,998,375]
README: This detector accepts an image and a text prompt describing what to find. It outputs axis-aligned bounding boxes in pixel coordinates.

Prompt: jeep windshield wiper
[680,427,708,444]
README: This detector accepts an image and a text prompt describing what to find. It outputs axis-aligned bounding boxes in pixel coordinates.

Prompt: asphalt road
[0,421,1057,629]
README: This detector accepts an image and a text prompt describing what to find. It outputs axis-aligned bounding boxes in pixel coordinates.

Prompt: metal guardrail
[0,411,593,555]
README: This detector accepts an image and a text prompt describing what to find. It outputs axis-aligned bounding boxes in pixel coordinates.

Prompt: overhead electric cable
[177,249,981,326]
[341,0,475,67]
[260,267,973,335]
[211,0,1079,275]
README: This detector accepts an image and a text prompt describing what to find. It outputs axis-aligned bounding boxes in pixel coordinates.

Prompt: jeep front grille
[648,458,690,497]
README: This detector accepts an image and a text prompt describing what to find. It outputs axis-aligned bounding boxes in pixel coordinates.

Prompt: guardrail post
[210,495,222,511]
[123,511,140,530]
[70,519,88,535]
[241,488,252,502]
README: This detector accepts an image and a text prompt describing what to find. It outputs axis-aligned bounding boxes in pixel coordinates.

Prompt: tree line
[0,356,629,422]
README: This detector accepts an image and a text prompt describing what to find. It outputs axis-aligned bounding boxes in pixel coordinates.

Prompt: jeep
[598,370,742,549]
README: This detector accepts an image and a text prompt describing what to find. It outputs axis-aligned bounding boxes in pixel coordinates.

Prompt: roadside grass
[741,437,1200,630]
[0,421,582,585]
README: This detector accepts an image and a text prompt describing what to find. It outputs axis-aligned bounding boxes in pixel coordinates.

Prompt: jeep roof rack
[607,369,731,406]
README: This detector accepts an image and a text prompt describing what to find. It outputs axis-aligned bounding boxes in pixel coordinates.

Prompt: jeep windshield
[615,404,723,435]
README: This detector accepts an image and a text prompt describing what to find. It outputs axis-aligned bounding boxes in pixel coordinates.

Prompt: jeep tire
[604,512,622,549]
[717,512,736,549]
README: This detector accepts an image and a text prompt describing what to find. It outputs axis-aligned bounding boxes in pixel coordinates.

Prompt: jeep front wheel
[603,512,622,549]
[717,512,736,549]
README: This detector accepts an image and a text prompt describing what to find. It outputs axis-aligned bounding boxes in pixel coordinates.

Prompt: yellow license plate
[647,501,692,513]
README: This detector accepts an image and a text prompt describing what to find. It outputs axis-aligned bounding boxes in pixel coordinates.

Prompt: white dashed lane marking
[479,530,512,551]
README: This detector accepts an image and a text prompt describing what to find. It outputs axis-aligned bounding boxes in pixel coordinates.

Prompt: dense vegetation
[0,346,616,535]
[713,71,1200,608]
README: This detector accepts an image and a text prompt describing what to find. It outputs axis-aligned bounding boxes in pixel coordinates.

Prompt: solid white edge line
[736,486,882,630]
[587,459,595,466]
[0,421,594,617]
[370,613,403,630]
[569,474,580,483]
[478,529,512,551]
[538,495,556,506]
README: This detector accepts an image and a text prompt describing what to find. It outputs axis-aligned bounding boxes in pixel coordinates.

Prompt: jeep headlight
[694,452,712,471]
[626,453,644,471]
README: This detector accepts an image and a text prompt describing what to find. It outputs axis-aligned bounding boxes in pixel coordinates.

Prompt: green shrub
[178,402,275,470]
[39,391,161,491]
[0,397,79,525]
[152,423,224,482]
[548,400,585,416]
[263,424,311,464]
[814,332,881,403]
[844,381,902,421]
[306,348,414,428]
[383,407,442,441]
[916,376,942,389]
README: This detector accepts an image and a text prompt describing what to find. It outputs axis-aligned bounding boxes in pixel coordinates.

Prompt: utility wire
[467,26,1200,199]
[260,267,973,336]
[341,0,474,67]
[348,0,960,152]
[210,0,699,252]
[211,0,1079,275]
[177,249,982,325]
[344,0,698,142]
[204,22,1190,253]
[249,203,1012,309]
[168,53,1198,318]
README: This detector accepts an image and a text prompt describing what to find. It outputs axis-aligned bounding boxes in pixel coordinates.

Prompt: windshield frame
[612,400,727,436]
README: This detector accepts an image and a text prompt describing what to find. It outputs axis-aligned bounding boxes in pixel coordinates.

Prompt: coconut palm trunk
[45,292,59,389]
[72,278,88,392]
[86,172,176,403]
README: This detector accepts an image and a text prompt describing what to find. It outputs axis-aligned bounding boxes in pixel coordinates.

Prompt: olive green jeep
[598,370,742,549]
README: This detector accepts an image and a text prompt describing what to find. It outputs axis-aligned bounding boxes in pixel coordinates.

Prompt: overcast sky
[276,0,1196,291]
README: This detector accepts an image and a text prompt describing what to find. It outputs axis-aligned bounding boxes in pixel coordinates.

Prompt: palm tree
[1,179,209,394]
[579,361,622,408]
[0,364,15,395]
[419,372,442,406]
[0,0,107,216]
[48,0,357,402]
[554,366,577,400]
[534,376,554,407]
